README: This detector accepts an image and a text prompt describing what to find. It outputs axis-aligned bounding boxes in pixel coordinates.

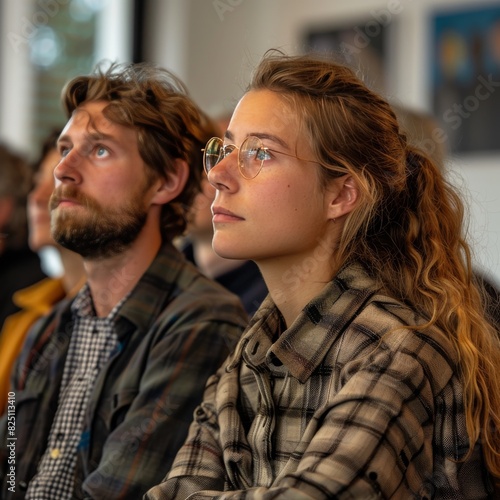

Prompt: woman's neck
[258,254,336,328]
[192,239,246,279]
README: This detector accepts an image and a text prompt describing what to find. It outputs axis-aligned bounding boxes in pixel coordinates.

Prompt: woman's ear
[151,159,190,205]
[326,175,359,221]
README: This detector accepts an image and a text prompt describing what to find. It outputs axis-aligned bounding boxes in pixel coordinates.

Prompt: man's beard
[49,185,149,260]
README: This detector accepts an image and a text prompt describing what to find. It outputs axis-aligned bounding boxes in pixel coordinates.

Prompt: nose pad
[222,146,240,172]
[207,150,239,189]
[222,144,237,160]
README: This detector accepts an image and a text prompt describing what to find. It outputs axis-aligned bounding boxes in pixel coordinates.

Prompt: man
[0,62,247,499]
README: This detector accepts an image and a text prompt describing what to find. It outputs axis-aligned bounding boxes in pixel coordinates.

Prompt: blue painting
[431,5,500,153]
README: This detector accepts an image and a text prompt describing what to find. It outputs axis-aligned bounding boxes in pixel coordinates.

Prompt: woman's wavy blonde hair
[249,50,500,481]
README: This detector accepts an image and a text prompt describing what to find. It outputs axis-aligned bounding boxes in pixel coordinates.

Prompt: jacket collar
[112,242,188,339]
[235,262,382,383]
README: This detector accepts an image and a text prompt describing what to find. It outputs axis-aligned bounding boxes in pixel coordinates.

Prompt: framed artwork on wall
[303,17,391,96]
[430,4,500,154]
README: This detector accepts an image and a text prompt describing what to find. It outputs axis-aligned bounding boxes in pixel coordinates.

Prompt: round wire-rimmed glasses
[202,135,320,179]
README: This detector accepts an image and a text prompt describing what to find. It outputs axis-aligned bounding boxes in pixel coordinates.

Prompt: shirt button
[50,448,61,459]
[19,481,28,490]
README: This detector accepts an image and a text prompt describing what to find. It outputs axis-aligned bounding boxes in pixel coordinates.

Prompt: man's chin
[54,239,121,260]
[51,210,72,230]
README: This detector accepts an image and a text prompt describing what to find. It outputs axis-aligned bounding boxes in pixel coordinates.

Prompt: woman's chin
[212,242,245,261]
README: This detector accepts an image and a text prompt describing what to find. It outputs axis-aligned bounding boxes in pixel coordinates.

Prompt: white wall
[143,0,190,81]
[93,0,134,65]
[145,0,500,284]
[0,1,36,152]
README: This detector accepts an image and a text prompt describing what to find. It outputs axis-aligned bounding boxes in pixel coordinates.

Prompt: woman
[0,130,84,414]
[0,143,46,330]
[146,52,500,498]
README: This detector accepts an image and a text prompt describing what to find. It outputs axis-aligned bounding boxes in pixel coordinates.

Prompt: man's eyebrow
[57,131,118,146]
[224,130,289,150]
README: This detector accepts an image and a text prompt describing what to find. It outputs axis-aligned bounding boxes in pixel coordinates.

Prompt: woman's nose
[207,147,241,189]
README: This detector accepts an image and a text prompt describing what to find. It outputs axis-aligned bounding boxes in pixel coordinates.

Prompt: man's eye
[96,146,109,157]
[59,147,70,157]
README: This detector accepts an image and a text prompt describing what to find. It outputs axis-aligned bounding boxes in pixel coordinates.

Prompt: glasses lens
[239,136,264,179]
[203,137,223,173]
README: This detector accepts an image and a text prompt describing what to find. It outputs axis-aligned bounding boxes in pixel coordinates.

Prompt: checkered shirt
[26,285,125,500]
[147,261,494,499]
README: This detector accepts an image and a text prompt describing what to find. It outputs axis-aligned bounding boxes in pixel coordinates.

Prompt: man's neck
[84,230,162,317]
[59,247,86,296]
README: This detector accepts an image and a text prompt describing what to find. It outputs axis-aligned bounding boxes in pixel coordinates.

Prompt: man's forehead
[73,101,110,123]
[63,101,117,135]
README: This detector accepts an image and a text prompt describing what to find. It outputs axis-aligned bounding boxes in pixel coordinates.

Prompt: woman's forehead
[228,90,301,143]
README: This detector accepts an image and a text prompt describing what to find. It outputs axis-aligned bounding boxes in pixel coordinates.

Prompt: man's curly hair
[62,61,218,240]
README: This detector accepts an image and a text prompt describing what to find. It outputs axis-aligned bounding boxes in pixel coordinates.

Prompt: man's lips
[212,206,244,222]
[50,186,95,213]
[53,198,81,209]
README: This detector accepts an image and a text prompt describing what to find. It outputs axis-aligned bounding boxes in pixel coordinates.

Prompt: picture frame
[303,16,391,95]
[430,4,500,154]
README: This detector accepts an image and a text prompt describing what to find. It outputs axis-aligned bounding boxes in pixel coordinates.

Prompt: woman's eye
[256,148,272,161]
[222,145,236,158]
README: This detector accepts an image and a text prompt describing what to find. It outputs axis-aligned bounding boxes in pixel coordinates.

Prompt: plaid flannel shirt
[0,243,248,499]
[146,261,495,499]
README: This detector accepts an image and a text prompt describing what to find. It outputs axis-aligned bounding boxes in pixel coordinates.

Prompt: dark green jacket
[0,243,247,499]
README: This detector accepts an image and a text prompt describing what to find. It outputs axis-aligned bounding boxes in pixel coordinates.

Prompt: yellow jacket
[0,277,74,414]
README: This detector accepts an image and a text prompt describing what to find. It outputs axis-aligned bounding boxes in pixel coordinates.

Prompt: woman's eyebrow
[224,130,290,150]
[252,133,289,150]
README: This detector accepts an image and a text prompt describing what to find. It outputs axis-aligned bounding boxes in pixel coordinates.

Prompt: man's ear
[151,159,190,205]
[326,175,359,221]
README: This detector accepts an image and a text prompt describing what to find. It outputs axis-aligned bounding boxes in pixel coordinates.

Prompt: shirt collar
[71,284,95,317]
[71,283,129,322]
[236,262,382,383]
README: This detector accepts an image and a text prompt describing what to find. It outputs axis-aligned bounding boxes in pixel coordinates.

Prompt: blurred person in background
[393,103,500,329]
[181,112,267,316]
[0,130,85,415]
[0,143,46,330]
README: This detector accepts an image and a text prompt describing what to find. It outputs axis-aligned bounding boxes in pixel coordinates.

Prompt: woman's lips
[212,206,244,222]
